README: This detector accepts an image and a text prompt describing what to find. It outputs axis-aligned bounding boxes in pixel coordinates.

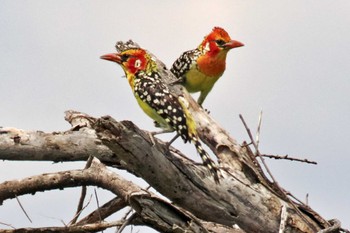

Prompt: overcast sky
[1,1,349,232]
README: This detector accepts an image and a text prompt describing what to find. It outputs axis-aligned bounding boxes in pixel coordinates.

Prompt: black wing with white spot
[134,71,190,142]
[170,49,201,80]
[134,71,220,183]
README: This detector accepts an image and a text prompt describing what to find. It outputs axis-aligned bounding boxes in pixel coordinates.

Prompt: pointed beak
[224,40,244,49]
[100,53,122,63]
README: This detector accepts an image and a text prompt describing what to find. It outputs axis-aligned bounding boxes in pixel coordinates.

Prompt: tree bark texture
[0,109,331,233]
[0,40,342,233]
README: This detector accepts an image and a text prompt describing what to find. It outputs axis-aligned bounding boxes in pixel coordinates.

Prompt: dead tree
[0,41,346,233]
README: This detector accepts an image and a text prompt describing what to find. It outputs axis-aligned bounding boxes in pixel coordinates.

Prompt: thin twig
[120,185,151,222]
[115,208,134,233]
[94,188,102,222]
[116,213,137,233]
[68,195,93,225]
[256,110,263,149]
[1,220,123,233]
[239,114,317,232]
[15,195,32,223]
[239,114,276,183]
[121,208,134,222]
[260,154,317,165]
[75,197,127,225]
[115,185,151,232]
[70,186,87,224]
[70,155,94,225]
[284,190,308,206]
[0,221,15,229]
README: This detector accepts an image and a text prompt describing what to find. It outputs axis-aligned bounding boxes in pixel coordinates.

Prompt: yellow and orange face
[200,27,244,55]
[101,48,148,75]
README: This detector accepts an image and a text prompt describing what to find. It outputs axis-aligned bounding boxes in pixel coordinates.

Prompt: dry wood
[0,110,330,233]
[0,40,343,233]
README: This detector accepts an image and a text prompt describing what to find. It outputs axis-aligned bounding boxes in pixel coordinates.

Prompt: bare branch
[256,109,263,148]
[93,188,102,222]
[0,222,15,229]
[0,124,115,164]
[15,196,32,223]
[0,220,123,233]
[0,41,337,233]
[70,156,94,225]
[0,158,140,204]
[239,114,278,185]
[0,40,342,233]
[75,197,126,225]
[95,114,325,232]
[69,195,93,226]
[0,158,213,232]
[261,154,317,165]
[239,114,320,232]
[116,212,137,233]
[0,109,330,232]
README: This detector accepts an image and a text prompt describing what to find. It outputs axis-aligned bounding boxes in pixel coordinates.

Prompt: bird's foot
[165,134,180,149]
[148,132,157,146]
[169,78,184,86]
[149,129,174,146]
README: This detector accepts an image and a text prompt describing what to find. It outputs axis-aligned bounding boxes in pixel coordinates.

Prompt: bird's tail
[178,96,220,183]
[191,135,220,183]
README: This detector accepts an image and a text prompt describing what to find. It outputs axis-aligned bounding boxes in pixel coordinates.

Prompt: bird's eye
[134,59,141,68]
[120,54,129,62]
[215,39,226,46]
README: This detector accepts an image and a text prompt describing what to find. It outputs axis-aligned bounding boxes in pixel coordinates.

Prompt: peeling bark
[0,40,342,233]
[0,112,330,233]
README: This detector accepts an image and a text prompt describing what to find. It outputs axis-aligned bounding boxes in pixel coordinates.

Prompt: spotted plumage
[171,27,244,106]
[101,48,220,183]
[171,49,201,80]
[133,71,190,143]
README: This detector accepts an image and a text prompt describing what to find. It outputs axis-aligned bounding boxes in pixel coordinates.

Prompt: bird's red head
[200,27,244,55]
[100,48,148,75]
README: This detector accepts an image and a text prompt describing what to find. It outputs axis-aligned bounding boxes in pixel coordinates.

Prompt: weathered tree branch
[0,124,113,164]
[0,220,123,233]
[0,40,345,233]
[0,110,329,232]
[0,157,217,232]
[115,40,331,232]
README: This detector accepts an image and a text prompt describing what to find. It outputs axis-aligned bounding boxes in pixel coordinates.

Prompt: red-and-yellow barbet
[101,48,220,183]
[171,27,244,106]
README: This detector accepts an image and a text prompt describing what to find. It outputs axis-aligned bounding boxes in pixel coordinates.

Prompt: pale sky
[1,1,349,232]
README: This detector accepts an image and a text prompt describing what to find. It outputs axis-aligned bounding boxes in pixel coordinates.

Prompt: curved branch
[114,40,331,233]
[0,39,335,232]
[0,158,214,232]
[0,158,142,204]
[0,112,328,233]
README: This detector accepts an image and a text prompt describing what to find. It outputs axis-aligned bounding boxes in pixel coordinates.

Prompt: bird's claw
[148,132,157,146]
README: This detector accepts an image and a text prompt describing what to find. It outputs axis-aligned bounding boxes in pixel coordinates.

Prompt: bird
[101,48,220,183]
[171,27,244,106]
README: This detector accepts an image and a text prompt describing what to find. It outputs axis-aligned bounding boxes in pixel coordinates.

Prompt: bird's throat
[197,53,227,77]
